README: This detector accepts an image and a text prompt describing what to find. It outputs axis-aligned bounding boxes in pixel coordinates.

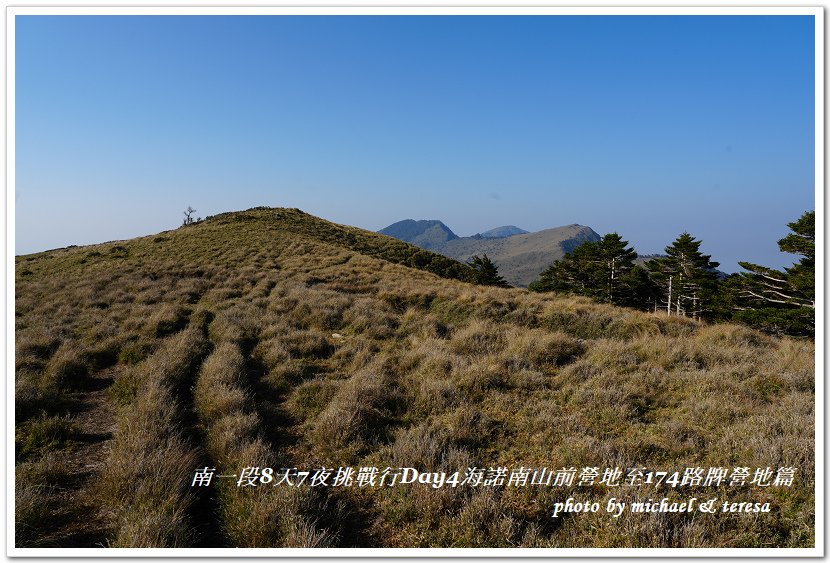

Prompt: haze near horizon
[15,14,815,273]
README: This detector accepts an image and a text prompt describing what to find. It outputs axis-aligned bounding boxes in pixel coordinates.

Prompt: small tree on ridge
[469,254,510,288]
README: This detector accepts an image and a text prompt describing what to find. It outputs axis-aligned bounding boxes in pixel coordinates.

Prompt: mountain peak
[378,219,458,250]
[478,225,529,239]
[378,219,603,287]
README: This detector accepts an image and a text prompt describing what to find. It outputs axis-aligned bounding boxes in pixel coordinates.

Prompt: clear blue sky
[15,15,815,272]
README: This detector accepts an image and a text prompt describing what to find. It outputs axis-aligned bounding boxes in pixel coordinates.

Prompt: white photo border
[4,3,824,559]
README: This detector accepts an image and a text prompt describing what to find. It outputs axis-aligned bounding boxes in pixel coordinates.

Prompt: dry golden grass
[192,306,338,547]
[15,207,815,548]
[100,324,209,547]
[15,453,72,546]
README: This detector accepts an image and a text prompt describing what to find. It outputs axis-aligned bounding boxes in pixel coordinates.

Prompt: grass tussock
[100,325,209,547]
[16,414,74,459]
[313,370,405,460]
[146,304,190,337]
[449,320,506,356]
[41,342,90,390]
[15,453,72,546]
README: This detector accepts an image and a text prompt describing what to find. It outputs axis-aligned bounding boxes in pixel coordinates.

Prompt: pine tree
[733,211,814,336]
[595,233,638,305]
[530,233,646,307]
[738,211,814,310]
[530,240,602,295]
[623,264,662,311]
[646,232,720,319]
[469,254,510,288]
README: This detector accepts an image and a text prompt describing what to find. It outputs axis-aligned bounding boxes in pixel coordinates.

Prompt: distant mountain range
[378,219,601,287]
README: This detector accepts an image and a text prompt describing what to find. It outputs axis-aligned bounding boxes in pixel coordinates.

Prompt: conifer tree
[530,233,648,307]
[733,211,814,336]
[738,211,814,309]
[596,233,639,305]
[624,264,662,311]
[469,254,510,288]
[530,240,601,295]
[646,232,720,319]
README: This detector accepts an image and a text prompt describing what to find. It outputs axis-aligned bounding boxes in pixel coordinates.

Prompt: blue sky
[15,15,815,272]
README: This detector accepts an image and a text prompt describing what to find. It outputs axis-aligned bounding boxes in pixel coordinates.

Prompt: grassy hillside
[15,207,814,549]
[437,224,601,287]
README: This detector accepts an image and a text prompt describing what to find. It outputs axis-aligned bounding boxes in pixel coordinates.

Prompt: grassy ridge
[206,207,476,282]
[15,207,814,548]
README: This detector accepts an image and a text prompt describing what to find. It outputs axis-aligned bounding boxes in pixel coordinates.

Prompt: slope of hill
[377,219,458,251]
[439,224,601,287]
[15,207,814,549]
[379,220,602,287]
[478,225,529,238]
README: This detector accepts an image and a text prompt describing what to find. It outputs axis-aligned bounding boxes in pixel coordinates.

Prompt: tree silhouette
[469,254,510,287]
[182,206,197,226]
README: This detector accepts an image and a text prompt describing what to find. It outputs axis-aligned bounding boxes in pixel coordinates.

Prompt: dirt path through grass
[46,366,118,546]
[244,341,303,466]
